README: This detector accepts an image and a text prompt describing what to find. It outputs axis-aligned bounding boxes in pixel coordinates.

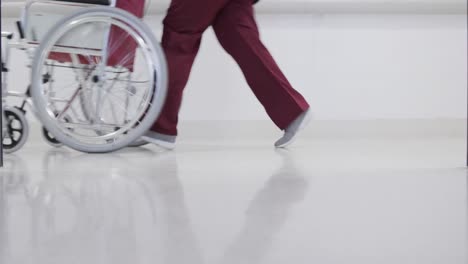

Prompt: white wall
[1,10,467,121]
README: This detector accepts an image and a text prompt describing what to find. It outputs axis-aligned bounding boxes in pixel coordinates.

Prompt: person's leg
[150,0,227,136]
[212,0,310,131]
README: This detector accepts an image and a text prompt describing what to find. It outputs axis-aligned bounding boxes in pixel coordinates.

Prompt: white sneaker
[141,131,176,150]
[275,108,312,148]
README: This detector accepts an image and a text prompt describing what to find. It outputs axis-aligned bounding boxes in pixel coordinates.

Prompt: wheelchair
[1,0,168,153]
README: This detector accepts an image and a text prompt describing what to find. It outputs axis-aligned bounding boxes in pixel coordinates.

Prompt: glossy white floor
[1,121,467,264]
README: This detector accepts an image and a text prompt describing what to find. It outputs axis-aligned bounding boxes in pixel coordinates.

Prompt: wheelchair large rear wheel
[31,7,167,153]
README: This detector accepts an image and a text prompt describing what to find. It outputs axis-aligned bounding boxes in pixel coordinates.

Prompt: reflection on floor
[0,135,467,264]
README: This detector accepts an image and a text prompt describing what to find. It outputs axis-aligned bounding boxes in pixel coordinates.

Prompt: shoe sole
[275,110,312,148]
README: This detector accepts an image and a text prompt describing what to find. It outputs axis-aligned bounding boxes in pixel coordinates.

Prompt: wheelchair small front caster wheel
[2,106,29,153]
[42,127,63,148]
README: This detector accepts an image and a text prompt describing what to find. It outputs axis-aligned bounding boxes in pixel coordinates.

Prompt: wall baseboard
[176,119,467,140]
[27,119,467,142]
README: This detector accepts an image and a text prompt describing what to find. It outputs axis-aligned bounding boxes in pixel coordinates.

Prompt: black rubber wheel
[2,107,29,153]
[42,127,63,148]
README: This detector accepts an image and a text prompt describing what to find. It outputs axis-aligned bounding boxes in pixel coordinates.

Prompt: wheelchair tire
[41,112,75,148]
[42,127,63,148]
[31,7,167,153]
[2,107,29,153]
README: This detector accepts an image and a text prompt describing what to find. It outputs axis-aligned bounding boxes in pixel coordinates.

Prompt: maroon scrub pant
[151,0,310,135]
